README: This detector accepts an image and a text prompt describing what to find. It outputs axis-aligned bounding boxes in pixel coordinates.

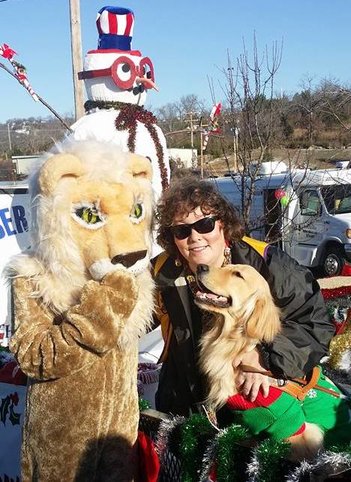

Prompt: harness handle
[240,364,340,400]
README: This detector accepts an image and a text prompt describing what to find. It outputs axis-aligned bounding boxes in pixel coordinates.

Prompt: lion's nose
[111,250,147,269]
[197,264,209,274]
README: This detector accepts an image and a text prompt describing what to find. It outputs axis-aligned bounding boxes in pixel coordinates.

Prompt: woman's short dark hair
[156,177,245,258]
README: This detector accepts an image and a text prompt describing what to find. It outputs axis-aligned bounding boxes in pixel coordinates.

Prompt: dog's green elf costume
[226,366,351,447]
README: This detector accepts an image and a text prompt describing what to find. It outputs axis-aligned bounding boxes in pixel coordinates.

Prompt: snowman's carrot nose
[136,76,159,91]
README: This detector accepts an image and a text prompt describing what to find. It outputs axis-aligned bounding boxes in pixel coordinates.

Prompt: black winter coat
[152,240,335,416]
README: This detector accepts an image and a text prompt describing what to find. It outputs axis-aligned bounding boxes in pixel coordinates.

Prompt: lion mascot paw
[6,140,155,482]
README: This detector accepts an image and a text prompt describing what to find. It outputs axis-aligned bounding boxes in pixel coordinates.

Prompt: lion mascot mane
[6,140,154,481]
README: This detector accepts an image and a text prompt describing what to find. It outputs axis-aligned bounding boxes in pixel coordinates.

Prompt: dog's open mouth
[194,277,231,308]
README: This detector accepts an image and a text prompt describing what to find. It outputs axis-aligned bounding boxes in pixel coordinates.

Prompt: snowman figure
[71,5,170,199]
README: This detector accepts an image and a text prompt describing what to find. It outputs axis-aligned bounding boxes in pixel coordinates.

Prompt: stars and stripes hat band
[96,6,135,51]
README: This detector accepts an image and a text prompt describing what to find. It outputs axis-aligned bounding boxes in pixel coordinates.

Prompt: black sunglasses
[170,216,218,240]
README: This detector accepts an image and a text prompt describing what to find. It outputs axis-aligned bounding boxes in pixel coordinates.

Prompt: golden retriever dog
[194,263,327,461]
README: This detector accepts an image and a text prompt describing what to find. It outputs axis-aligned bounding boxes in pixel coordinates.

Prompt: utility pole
[185,111,200,169]
[200,130,204,178]
[7,122,12,152]
[69,0,85,121]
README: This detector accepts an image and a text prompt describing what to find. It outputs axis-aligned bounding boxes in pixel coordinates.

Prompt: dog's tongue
[195,290,228,304]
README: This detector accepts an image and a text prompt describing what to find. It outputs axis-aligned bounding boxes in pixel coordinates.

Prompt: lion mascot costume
[6,140,155,481]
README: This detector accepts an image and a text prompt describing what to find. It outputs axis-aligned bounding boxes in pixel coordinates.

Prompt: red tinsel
[115,104,169,191]
[84,100,169,191]
[321,285,351,300]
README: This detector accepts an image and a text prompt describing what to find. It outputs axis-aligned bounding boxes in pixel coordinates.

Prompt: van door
[293,188,325,248]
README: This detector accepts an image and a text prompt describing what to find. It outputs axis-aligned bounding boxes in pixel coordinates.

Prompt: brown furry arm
[10,273,138,380]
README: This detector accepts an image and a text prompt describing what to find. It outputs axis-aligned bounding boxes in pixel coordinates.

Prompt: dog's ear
[245,293,281,342]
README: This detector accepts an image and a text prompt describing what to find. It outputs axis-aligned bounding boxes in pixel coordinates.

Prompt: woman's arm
[261,247,335,378]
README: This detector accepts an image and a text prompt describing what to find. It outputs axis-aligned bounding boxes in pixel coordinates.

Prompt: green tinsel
[178,414,216,482]
[139,397,151,411]
[253,439,290,482]
[328,443,351,456]
[216,424,250,482]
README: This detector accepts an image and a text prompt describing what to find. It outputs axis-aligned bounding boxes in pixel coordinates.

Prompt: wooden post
[7,123,12,152]
[200,130,204,178]
[69,0,85,121]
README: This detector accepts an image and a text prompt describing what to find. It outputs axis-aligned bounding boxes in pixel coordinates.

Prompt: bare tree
[219,35,285,231]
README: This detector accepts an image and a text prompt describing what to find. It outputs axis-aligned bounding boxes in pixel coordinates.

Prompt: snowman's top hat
[96,6,135,51]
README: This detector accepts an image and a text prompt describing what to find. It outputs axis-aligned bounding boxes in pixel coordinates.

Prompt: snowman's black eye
[122,63,130,73]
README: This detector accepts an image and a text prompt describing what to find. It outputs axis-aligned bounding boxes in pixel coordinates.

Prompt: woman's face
[172,206,226,273]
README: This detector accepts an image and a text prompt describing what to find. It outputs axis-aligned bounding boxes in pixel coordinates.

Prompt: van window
[321,185,351,214]
[299,190,321,216]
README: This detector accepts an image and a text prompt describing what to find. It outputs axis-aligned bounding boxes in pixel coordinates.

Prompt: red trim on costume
[291,423,306,437]
[227,386,283,410]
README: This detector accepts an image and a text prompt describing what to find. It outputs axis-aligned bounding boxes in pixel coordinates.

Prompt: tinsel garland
[215,425,250,482]
[178,414,216,482]
[284,450,351,481]
[84,100,169,192]
[139,397,151,411]
[247,439,291,482]
[153,413,351,481]
[155,415,186,462]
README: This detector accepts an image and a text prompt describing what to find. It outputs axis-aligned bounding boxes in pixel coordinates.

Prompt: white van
[210,166,351,277]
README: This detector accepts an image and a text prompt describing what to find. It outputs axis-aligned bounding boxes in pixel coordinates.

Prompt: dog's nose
[197,264,209,274]
[111,250,147,269]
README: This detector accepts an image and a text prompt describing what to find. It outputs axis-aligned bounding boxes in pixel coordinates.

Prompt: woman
[152,177,335,417]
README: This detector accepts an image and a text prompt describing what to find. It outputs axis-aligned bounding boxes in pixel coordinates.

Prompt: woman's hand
[233,348,271,402]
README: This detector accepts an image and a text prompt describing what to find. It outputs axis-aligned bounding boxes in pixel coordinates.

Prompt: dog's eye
[72,203,106,230]
[232,271,244,279]
[130,202,145,224]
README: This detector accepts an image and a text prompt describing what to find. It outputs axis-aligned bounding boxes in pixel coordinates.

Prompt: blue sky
[0,0,350,123]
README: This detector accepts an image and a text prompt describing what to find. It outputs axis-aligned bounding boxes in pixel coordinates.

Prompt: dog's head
[195,264,281,343]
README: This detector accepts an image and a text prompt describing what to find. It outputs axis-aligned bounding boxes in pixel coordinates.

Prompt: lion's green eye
[72,203,105,230]
[133,203,143,218]
[76,207,101,224]
[130,202,145,224]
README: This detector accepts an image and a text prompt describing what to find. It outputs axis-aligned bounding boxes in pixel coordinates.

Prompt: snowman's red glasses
[78,56,155,90]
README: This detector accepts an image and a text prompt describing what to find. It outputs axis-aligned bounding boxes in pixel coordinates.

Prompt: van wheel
[322,247,345,277]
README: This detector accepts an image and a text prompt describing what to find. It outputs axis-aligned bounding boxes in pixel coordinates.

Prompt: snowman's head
[78,6,157,107]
